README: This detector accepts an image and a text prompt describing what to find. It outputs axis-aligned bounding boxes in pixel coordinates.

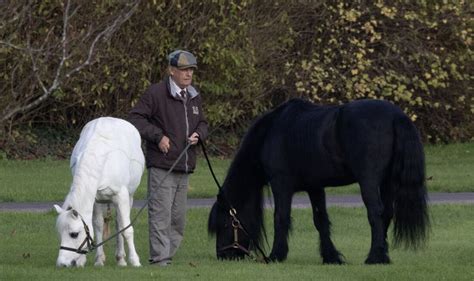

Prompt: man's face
[170,66,194,88]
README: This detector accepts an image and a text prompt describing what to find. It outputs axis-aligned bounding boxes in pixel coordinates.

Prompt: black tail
[392,116,430,249]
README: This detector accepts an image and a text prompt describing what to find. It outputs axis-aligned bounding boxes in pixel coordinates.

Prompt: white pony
[54,117,144,267]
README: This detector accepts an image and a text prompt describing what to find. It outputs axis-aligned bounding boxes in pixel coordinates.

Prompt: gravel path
[1,192,473,213]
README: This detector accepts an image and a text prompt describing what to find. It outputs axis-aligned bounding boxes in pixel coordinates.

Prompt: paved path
[1,192,473,213]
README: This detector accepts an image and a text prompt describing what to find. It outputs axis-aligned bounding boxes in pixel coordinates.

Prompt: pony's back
[69,117,144,195]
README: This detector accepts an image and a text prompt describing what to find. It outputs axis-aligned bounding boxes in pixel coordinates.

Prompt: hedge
[1,0,472,158]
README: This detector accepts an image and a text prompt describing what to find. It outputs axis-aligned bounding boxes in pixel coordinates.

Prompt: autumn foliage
[1,0,472,158]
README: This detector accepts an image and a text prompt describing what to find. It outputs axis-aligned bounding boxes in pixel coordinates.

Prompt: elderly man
[128,50,208,266]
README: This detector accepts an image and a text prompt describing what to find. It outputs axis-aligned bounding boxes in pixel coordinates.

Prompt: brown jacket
[128,76,208,172]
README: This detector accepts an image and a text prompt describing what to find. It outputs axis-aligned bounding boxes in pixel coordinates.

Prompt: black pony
[208,98,429,264]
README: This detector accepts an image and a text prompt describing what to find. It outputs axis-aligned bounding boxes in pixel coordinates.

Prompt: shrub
[1,0,472,158]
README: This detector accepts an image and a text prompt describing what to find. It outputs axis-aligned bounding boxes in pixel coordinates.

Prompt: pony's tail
[102,205,113,240]
[392,116,430,250]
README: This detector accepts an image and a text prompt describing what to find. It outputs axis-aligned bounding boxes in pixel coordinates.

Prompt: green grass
[424,142,474,192]
[0,142,473,202]
[1,204,473,280]
[0,157,230,202]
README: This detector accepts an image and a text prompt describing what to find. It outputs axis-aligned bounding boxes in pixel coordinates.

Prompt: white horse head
[53,117,144,267]
[54,205,90,267]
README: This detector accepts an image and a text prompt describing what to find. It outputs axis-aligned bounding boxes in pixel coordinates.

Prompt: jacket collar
[166,76,199,99]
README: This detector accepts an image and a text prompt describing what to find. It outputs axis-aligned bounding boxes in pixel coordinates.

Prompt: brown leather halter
[201,141,270,263]
[217,208,252,256]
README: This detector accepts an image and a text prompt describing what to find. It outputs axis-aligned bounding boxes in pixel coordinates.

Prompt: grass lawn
[0,142,473,202]
[424,142,474,192]
[0,204,473,280]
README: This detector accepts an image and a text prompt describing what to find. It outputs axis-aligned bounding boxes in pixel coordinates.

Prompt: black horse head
[208,193,257,260]
[206,107,275,261]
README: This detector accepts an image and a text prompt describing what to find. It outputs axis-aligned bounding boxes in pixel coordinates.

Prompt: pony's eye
[69,232,79,239]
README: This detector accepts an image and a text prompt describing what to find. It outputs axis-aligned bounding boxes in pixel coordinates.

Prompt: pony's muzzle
[57,260,76,267]
[217,249,247,260]
[56,256,85,268]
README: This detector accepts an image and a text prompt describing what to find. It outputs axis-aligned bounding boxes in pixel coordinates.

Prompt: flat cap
[168,50,197,69]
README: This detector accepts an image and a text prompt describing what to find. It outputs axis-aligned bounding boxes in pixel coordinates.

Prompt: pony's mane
[63,145,104,211]
[224,99,315,192]
[220,101,295,249]
[223,103,288,199]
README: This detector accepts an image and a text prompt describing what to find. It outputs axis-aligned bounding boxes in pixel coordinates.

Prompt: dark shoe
[150,259,172,267]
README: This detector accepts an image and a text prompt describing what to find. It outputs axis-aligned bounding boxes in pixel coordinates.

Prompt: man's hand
[188,132,200,145]
[159,136,170,154]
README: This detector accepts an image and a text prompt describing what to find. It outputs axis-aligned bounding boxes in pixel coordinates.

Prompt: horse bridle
[59,214,95,255]
[200,141,270,263]
[217,207,252,257]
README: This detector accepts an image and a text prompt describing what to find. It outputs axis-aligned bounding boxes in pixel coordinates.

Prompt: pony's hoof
[365,247,391,264]
[94,256,106,267]
[117,258,127,267]
[322,258,345,265]
[365,256,391,264]
[129,257,141,267]
[322,252,345,264]
[269,252,287,262]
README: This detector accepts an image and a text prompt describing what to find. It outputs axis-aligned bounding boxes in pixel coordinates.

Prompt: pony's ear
[53,204,64,214]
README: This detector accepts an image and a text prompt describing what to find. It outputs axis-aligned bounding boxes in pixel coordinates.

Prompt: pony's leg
[269,182,293,262]
[92,203,107,266]
[114,208,127,267]
[114,189,141,267]
[360,180,390,264]
[307,188,344,264]
[380,179,394,262]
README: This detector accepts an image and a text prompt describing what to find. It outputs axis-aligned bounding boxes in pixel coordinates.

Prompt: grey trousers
[147,167,189,263]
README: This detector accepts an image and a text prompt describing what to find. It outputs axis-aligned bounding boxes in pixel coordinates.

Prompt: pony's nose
[217,250,245,260]
[70,260,77,267]
[57,261,69,268]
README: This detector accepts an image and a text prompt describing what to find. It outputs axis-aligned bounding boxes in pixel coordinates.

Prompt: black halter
[59,216,95,255]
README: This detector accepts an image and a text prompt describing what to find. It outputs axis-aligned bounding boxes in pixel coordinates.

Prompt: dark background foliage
[1,0,472,159]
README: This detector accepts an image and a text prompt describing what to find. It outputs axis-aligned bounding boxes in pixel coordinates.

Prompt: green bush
[1,0,472,158]
[281,0,472,142]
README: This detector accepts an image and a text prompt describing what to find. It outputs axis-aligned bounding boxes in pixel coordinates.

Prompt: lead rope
[199,141,270,264]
